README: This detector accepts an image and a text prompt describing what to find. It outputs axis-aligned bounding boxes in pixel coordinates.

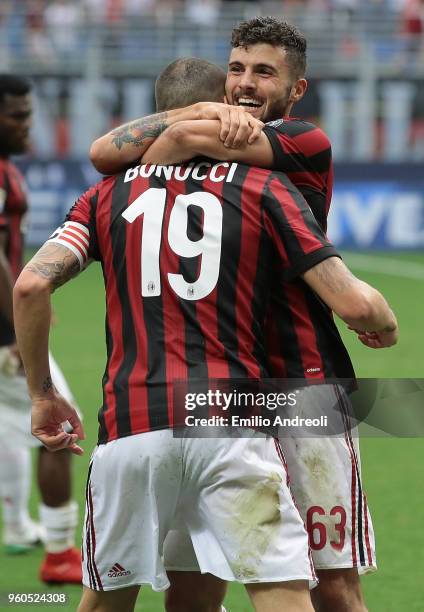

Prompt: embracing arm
[13,243,85,452]
[142,119,273,167]
[91,110,174,175]
[90,102,262,174]
[90,103,265,174]
[302,256,398,348]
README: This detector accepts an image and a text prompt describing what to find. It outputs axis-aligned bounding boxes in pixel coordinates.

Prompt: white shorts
[82,429,315,592]
[0,353,79,448]
[279,384,376,573]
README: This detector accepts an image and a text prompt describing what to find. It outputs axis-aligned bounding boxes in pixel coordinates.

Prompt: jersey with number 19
[49,160,339,444]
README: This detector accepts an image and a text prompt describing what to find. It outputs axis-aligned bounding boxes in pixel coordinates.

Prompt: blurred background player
[0,73,81,583]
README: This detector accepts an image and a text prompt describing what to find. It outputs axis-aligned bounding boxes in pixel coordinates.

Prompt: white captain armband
[48,221,89,268]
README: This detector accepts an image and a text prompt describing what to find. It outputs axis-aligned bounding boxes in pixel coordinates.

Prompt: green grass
[0,251,423,611]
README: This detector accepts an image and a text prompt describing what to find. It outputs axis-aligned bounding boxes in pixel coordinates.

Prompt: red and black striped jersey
[262,119,354,381]
[0,157,28,346]
[263,118,333,231]
[0,158,28,277]
[50,161,339,443]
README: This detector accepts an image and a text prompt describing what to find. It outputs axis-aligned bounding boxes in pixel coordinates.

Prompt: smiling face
[226,43,307,122]
[0,93,32,156]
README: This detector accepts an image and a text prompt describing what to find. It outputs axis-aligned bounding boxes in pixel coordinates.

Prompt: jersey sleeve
[262,119,333,224]
[47,184,100,269]
[263,173,340,281]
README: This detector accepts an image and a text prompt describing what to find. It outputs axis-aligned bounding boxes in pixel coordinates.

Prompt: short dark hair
[0,74,32,106]
[231,17,307,79]
[155,58,226,112]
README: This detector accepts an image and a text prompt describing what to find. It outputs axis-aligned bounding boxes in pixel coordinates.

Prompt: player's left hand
[222,106,264,148]
[196,101,264,148]
[31,390,85,455]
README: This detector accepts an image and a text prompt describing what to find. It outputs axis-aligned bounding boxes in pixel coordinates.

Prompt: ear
[289,78,307,104]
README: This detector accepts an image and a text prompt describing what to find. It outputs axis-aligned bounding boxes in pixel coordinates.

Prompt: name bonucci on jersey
[123,161,238,184]
[46,162,238,273]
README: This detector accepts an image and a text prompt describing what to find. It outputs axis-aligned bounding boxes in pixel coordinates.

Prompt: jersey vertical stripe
[215,166,249,379]
[109,178,138,438]
[158,175,189,427]
[124,175,151,435]
[85,189,108,442]
[268,283,305,378]
[304,290,354,379]
[235,167,271,378]
[267,176,329,258]
[284,283,325,377]
[193,171,230,380]
[135,174,168,431]
[264,307,287,378]
[178,178,211,381]
[97,178,121,442]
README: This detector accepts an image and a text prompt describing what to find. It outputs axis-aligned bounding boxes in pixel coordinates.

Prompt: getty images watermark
[172,380,338,437]
[183,389,328,430]
[173,378,424,438]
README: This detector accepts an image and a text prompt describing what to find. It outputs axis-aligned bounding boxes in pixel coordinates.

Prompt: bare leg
[78,586,140,612]
[246,580,314,612]
[165,571,227,612]
[37,447,71,506]
[311,569,368,612]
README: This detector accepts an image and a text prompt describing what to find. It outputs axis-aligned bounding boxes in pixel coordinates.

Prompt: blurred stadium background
[0,1,423,610]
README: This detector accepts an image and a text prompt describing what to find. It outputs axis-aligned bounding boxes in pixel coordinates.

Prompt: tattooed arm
[13,243,85,453]
[89,102,262,175]
[14,242,84,391]
[24,243,83,291]
[302,257,398,347]
[142,119,270,166]
[90,111,169,175]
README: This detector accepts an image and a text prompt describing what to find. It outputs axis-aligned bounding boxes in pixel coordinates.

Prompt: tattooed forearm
[311,257,357,293]
[26,244,81,290]
[111,113,168,150]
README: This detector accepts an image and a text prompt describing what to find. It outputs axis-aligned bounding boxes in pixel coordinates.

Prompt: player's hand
[348,326,399,349]
[31,390,85,455]
[195,102,264,147]
[195,101,233,121]
[224,106,264,148]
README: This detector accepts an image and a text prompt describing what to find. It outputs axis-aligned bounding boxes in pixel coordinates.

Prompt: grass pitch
[0,251,423,611]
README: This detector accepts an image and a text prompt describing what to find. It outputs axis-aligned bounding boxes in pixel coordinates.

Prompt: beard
[261,84,292,122]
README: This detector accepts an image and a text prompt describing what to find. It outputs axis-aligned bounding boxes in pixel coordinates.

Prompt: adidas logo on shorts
[107,563,131,578]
